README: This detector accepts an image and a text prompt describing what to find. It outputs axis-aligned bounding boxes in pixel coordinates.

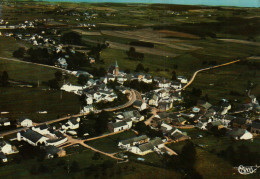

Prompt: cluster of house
[118,135,166,155]
[61,78,118,113]
[108,110,144,132]
[28,33,56,46]
[192,98,260,140]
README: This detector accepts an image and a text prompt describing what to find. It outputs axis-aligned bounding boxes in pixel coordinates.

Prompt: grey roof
[120,135,148,145]
[149,137,163,147]
[133,100,142,107]
[37,124,48,130]
[69,117,79,125]
[122,110,141,119]
[228,128,246,138]
[111,121,127,128]
[21,129,44,143]
[211,121,223,126]
[138,143,154,152]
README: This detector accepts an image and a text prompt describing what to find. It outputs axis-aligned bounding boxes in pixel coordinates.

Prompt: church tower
[114,60,119,76]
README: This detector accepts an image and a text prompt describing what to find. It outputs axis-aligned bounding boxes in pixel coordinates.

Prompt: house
[250,120,260,134]
[44,146,66,159]
[133,100,147,111]
[177,76,188,84]
[108,120,132,132]
[18,129,48,146]
[0,118,11,126]
[0,152,7,162]
[128,137,164,155]
[207,121,224,130]
[17,117,33,127]
[169,128,191,142]
[32,124,49,135]
[118,135,149,149]
[231,117,251,129]
[197,100,212,111]
[228,128,253,140]
[158,102,172,112]
[171,81,182,89]
[121,110,144,122]
[60,84,83,95]
[57,57,68,69]
[0,139,15,155]
[147,93,159,107]
[62,117,80,130]
[81,105,94,113]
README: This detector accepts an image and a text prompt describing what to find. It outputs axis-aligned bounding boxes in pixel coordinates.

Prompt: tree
[70,161,80,172]
[61,32,82,45]
[92,152,101,160]
[78,74,89,85]
[55,71,63,81]
[171,70,177,81]
[1,71,9,86]
[48,79,60,90]
[135,63,145,72]
[13,47,25,58]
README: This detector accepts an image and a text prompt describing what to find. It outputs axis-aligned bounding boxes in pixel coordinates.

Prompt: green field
[85,130,137,153]
[0,87,81,122]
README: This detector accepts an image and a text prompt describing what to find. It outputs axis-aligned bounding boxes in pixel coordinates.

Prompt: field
[85,130,137,153]
[0,87,81,122]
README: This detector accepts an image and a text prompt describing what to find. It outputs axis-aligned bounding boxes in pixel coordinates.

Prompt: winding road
[179,59,241,91]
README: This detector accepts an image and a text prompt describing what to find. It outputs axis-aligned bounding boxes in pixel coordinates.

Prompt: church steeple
[114,60,119,76]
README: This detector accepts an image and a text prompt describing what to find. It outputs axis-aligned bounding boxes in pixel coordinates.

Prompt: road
[0,90,137,137]
[0,56,68,72]
[178,59,241,91]
[104,89,136,111]
[62,133,124,160]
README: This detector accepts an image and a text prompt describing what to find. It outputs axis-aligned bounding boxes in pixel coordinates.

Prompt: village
[0,1,260,178]
[0,58,259,164]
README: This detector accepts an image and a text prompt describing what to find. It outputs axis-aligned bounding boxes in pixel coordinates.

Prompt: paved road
[179,59,241,91]
[104,89,136,111]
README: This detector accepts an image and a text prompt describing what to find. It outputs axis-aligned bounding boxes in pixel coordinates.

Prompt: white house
[32,124,50,135]
[0,118,11,126]
[229,128,253,140]
[0,140,14,155]
[81,105,94,113]
[17,117,33,127]
[177,76,188,84]
[108,119,132,132]
[127,137,164,155]
[62,117,81,130]
[60,84,83,95]
[118,135,149,149]
[18,129,48,146]
[57,57,68,69]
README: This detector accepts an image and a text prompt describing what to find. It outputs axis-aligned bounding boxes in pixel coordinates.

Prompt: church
[107,60,119,76]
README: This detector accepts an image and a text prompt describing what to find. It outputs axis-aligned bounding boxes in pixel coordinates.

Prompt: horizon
[38,0,260,8]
